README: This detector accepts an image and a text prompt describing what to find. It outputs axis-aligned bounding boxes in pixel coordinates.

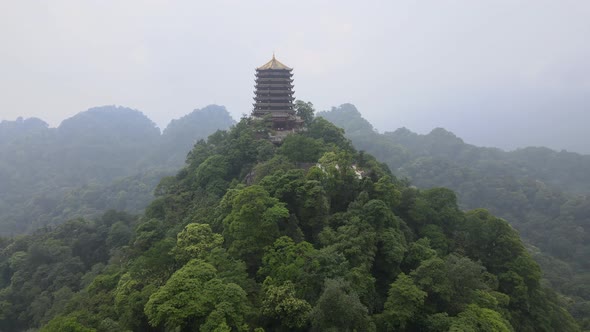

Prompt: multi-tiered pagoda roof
[252,55,303,133]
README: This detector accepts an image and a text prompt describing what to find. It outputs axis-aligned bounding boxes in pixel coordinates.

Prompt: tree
[317,150,360,212]
[261,279,311,330]
[129,238,176,284]
[174,223,224,264]
[462,209,525,273]
[296,180,330,241]
[113,272,156,331]
[402,238,437,271]
[449,304,513,332]
[381,273,426,330]
[309,279,372,332]
[40,315,96,332]
[444,254,495,314]
[193,155,231,195]
[373,175,402,209]
[221,186,289,272]
[260,236,351,304]
[373,227,407,295]
[295,100,315,126]
[306,117,353,152]
[323,215,377,268]
[259,237,316,285]
[278,135,323,162]
[411,257,453,311]
[144,259,250,331]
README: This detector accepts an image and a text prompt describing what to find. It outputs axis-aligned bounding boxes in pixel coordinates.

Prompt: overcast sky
[1,1,589,153]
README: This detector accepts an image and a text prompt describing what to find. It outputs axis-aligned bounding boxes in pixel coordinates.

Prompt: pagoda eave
[253,97,295,101]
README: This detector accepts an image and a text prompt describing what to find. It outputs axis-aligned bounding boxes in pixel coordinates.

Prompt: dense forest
[319,104,590,327]
[0,105,234,236]
[0,105,582,331]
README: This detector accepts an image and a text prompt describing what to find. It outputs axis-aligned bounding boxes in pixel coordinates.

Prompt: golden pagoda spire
[256,53,292,70]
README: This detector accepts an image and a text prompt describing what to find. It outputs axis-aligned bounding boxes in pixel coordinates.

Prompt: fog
[1,1,589,153]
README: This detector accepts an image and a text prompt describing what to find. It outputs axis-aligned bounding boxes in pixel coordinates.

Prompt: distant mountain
[153,104,236,168]
[0,105,235,235]
[58,105,161,142]
[51,106,161,185]
[320,104,590,194]
[0,117,49,141]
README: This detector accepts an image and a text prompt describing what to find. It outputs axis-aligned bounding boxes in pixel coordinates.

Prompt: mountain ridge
[1,113,580,331]
[0,105,235,235]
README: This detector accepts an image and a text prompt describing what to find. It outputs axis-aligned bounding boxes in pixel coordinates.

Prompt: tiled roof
[257,54,292,70]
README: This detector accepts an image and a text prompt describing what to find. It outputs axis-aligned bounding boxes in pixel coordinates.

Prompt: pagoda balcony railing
[254,90,294,98]
[254,83,294,88]
[254,96,295,101]
[253,111,294,115]
[254,103,294,107]
[255,78,294,83]
[256,72,293,77]
[253,109,295,114]
[254,88,294,93]
[253,102,295,108]
[256,76,293,80]
[256,75,293,80]
[256,77,293,82]
[255,84,294,89]
[256,81,292,86]
[253,109,294,113]
[254,101,295,105]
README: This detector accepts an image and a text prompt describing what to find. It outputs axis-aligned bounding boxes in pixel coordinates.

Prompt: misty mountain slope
[55,106,161,184]
[0,116,579,331]
[321,104,590,194]
[58,105,161,142]
[0,105,235,235]
[319,104,590,324]
[0,117,51,142]
[382,128,590,195]
[150,104,236,168]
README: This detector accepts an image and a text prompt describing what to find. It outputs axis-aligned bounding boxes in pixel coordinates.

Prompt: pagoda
[252,55,303,137]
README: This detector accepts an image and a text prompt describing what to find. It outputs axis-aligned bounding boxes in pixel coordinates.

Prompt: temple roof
[257,54,292,71]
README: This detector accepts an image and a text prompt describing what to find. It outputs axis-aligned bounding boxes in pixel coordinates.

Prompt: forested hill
[152,105,238,169]
[0,105,234,235]
[319,104,590,326]
[0,116,579,331]
[319,104,590,194]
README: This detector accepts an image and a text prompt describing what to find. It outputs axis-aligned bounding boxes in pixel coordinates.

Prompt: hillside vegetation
[0,115,579,331]
[319,104,590,327]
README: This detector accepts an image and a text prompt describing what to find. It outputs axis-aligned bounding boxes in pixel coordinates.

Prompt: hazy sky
[1,1,589,153]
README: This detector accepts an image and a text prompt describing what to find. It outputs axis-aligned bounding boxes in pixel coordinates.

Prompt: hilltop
[0,113,579,331]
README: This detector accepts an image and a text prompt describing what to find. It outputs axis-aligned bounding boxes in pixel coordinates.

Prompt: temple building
[251,55,303,140]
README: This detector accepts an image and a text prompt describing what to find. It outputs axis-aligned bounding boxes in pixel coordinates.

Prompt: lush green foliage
[0,211,136,331]
[0,113,578,331]
[320,103,590,328]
